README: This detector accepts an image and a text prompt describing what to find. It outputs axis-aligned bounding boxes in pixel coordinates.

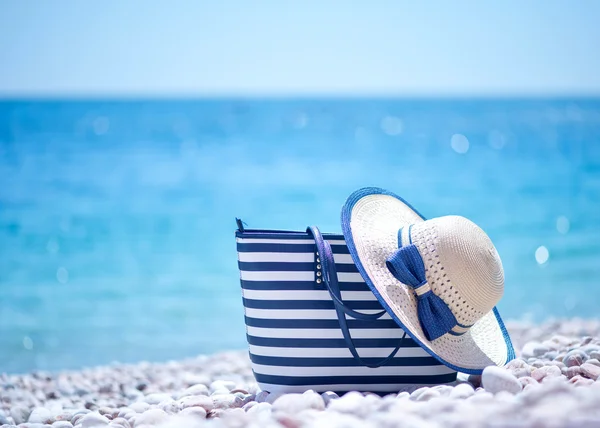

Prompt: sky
[0,0,599,97]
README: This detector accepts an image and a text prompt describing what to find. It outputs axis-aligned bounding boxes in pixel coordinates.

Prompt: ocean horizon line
[2,94,600,102]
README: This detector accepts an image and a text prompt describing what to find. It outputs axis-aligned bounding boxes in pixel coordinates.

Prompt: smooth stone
[80,412,109,428]
[207,409,225,419]
[29,408,54,424]
[179,384,209,398]
[272,391,325,413]
[590,351,600,361]
[116,409,132,419]
[467,391,494,403]
[265,393,285,405]
[409,386,430,401]
[70,414,85,426]
[546,360,565,368]
[564,354,584,368]
[118,412,135,422]
[11,406,31,425]
[412,387,440,402]
[431,385,453,397]
[567,366,583,379]
[321,391,339,407]
[512,367,532,378]
[128,402,149,413]
[519,377,538,388]
[209,380,236,393]
[328,392,368,417]
[586,358,600,367]
[531,365,562,382]
[570,375,595,387]
[530,360,545,369]
[96,409,115,418]
[564,350,588,367]
[141,394,171,405]
[51,422,73,428]
[132,409,168,426]
[505,358,528,369]
[246,402,271,417]
[549,335,574,347]
[223,408,245,420]
[108,418,130,428]
[236,393,254,406]
[482,366,522,395]
[211,394,244,410]
[580,363,600,381]
[178,407,207,420]
[157,399,179,414]
[532,344,550,357]
[123,390,143,401]
[179,395,214,412]
[494,391,515,403]
[255,391,269,403]
[242,401,257,412]
[84,402,98,411]
[521,341,543,358]
[449,383,475,399]
[396,392,410,400]
[53,413,73,422]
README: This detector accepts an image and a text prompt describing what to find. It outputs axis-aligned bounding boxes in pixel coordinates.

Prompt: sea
[1,98,599,374]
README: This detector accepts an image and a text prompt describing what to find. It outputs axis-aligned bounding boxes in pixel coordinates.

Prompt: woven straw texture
[348,194,509,371]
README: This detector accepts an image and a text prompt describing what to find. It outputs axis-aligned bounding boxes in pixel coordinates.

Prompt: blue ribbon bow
[386,244,458,341]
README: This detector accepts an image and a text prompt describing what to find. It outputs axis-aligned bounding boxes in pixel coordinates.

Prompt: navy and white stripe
[236,230,457,394]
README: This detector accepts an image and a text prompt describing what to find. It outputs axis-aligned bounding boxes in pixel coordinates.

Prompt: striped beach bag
[235,220,457,394]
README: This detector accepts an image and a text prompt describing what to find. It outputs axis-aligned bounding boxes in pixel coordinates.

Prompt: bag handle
[307,226,406,368]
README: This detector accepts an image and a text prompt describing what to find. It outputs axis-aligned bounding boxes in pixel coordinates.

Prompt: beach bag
[235,219,457,394]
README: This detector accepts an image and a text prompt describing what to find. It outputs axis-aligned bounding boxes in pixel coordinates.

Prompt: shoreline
[2,319,600,427]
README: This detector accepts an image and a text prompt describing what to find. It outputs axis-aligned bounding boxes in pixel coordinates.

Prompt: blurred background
[1,1,599,374]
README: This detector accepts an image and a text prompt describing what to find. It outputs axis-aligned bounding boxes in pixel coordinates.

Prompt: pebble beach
[2,319,600,428]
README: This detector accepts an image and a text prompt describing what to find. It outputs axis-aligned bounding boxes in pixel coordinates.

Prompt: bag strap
[307,226,406,368]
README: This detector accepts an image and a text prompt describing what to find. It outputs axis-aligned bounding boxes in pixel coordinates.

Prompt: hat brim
[341,187,515,374]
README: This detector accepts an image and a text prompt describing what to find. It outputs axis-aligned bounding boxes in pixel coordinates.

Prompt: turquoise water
[1,98,599,374]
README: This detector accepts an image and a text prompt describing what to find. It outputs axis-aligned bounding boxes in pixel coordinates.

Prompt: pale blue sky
[0,0,599,97]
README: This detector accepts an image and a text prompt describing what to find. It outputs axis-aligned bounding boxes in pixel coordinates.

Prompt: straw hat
[341,187,515,374]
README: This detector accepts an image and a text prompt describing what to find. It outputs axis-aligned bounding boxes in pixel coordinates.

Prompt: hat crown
[410,215,504,328]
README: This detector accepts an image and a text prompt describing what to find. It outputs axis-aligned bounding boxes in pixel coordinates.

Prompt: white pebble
[272,391,325,414]
[133,408,168,426]
[482,366,522,395]
[28,407,53,424]
[449,383,475,399]
[321,391,340,407]
[129,402,150,413]
[80,412,109,428]
[327,391,370,417]
[52,421,74,428]
[209,380,236,393]
[246,402,272,417]
[142,393,172,405]
[178,395,214,412]
[179,406,207,420]
[178,384,209,398]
